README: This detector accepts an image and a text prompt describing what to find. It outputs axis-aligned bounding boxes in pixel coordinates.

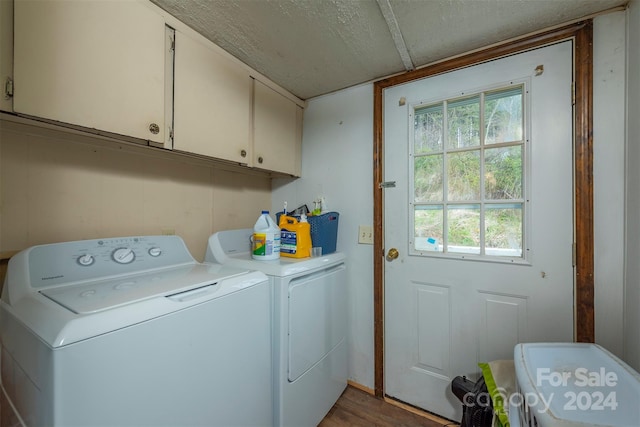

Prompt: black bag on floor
[451,375,493,427]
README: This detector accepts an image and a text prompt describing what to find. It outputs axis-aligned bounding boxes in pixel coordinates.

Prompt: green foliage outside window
[412,86,524,257]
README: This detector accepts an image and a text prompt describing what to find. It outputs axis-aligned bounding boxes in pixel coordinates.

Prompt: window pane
[485,204,523,257]
[485,88,523,145]
[408,85,526,260]
[415,155,443,202]
[485,146,522,200]
[447,96,480,149]
[414,104,443,154]
[447,150,480,201]
[447,204,480,254]
[414,205,443,252]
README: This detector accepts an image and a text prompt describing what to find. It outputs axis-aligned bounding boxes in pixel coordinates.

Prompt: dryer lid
[206,228,346,277]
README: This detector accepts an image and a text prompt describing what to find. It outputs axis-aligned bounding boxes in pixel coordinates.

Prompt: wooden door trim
[373,21,594,397]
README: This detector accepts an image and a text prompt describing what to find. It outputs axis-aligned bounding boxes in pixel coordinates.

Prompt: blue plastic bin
[276,211,339,255]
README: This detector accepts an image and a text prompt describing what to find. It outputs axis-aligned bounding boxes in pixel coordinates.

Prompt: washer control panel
[27,236,194,289]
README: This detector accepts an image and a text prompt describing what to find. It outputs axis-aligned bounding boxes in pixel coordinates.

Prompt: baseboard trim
[346,380,375,395]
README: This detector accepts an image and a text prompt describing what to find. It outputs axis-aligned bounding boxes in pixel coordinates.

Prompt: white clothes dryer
[0,235,272,427]
[206,228,347,427]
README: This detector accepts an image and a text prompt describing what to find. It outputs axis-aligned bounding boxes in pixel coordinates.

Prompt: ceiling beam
[376,0,414,71]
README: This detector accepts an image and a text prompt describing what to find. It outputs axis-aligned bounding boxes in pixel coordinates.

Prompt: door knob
[386,248,399,261]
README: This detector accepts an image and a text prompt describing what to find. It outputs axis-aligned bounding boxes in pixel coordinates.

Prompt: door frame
[373,20,594,397]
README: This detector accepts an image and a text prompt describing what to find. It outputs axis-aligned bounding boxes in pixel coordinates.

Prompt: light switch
[358,225,373,244]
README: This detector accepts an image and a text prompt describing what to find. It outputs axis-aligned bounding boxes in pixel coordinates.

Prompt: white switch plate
[358,225,373,244]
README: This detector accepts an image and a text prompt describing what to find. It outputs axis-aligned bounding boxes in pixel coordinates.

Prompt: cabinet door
[173,31,251,163]
[0,0,12,113]
[13,0,166,143]
[253,80,302,176]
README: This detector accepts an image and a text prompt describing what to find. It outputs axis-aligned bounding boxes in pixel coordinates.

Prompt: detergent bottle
[279,213,312,258]
[252,210,280,260]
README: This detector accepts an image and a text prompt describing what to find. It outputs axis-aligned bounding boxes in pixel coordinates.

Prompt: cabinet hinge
[572,242,576,267]
[165,24,175,53]
[571,81,576,106]
[4,77,13,99]
[169,33,175,53]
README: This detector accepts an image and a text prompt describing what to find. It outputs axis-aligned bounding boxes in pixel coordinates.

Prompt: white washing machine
[0,235,272,427]
[206,228,347,427]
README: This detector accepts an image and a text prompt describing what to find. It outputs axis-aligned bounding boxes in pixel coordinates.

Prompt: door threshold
[383,396,459,427]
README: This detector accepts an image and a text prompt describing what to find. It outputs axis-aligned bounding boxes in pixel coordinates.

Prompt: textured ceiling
[151,0,627,100]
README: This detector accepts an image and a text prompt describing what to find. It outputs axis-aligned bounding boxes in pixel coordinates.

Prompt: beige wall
[0,117,272,261]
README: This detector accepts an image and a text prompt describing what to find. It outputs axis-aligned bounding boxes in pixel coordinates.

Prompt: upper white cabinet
[173,30,302,176]
[253,80,302,176]
[173,31,252,164]
[0,0,13,113]
[10,0,303,176]
[13,0,168,144]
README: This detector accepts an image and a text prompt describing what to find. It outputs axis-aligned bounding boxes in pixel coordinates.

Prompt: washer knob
[148,247,162,257]
[77,254,95,266]
[112,248,135,264]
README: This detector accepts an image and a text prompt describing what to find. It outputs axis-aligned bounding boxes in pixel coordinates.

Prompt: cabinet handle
[148,123,160,135]
[240,149,247,158]
[258,156,264,164]
[4,78,13,99]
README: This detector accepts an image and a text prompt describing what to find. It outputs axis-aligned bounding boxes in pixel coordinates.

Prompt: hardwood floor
[319,386,460,427]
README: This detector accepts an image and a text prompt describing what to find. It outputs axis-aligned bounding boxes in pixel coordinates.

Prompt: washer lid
[40,263,248,314]
[5,266,268,348]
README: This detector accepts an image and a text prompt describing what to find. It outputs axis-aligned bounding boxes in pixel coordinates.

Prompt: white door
[384,41,574,420]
